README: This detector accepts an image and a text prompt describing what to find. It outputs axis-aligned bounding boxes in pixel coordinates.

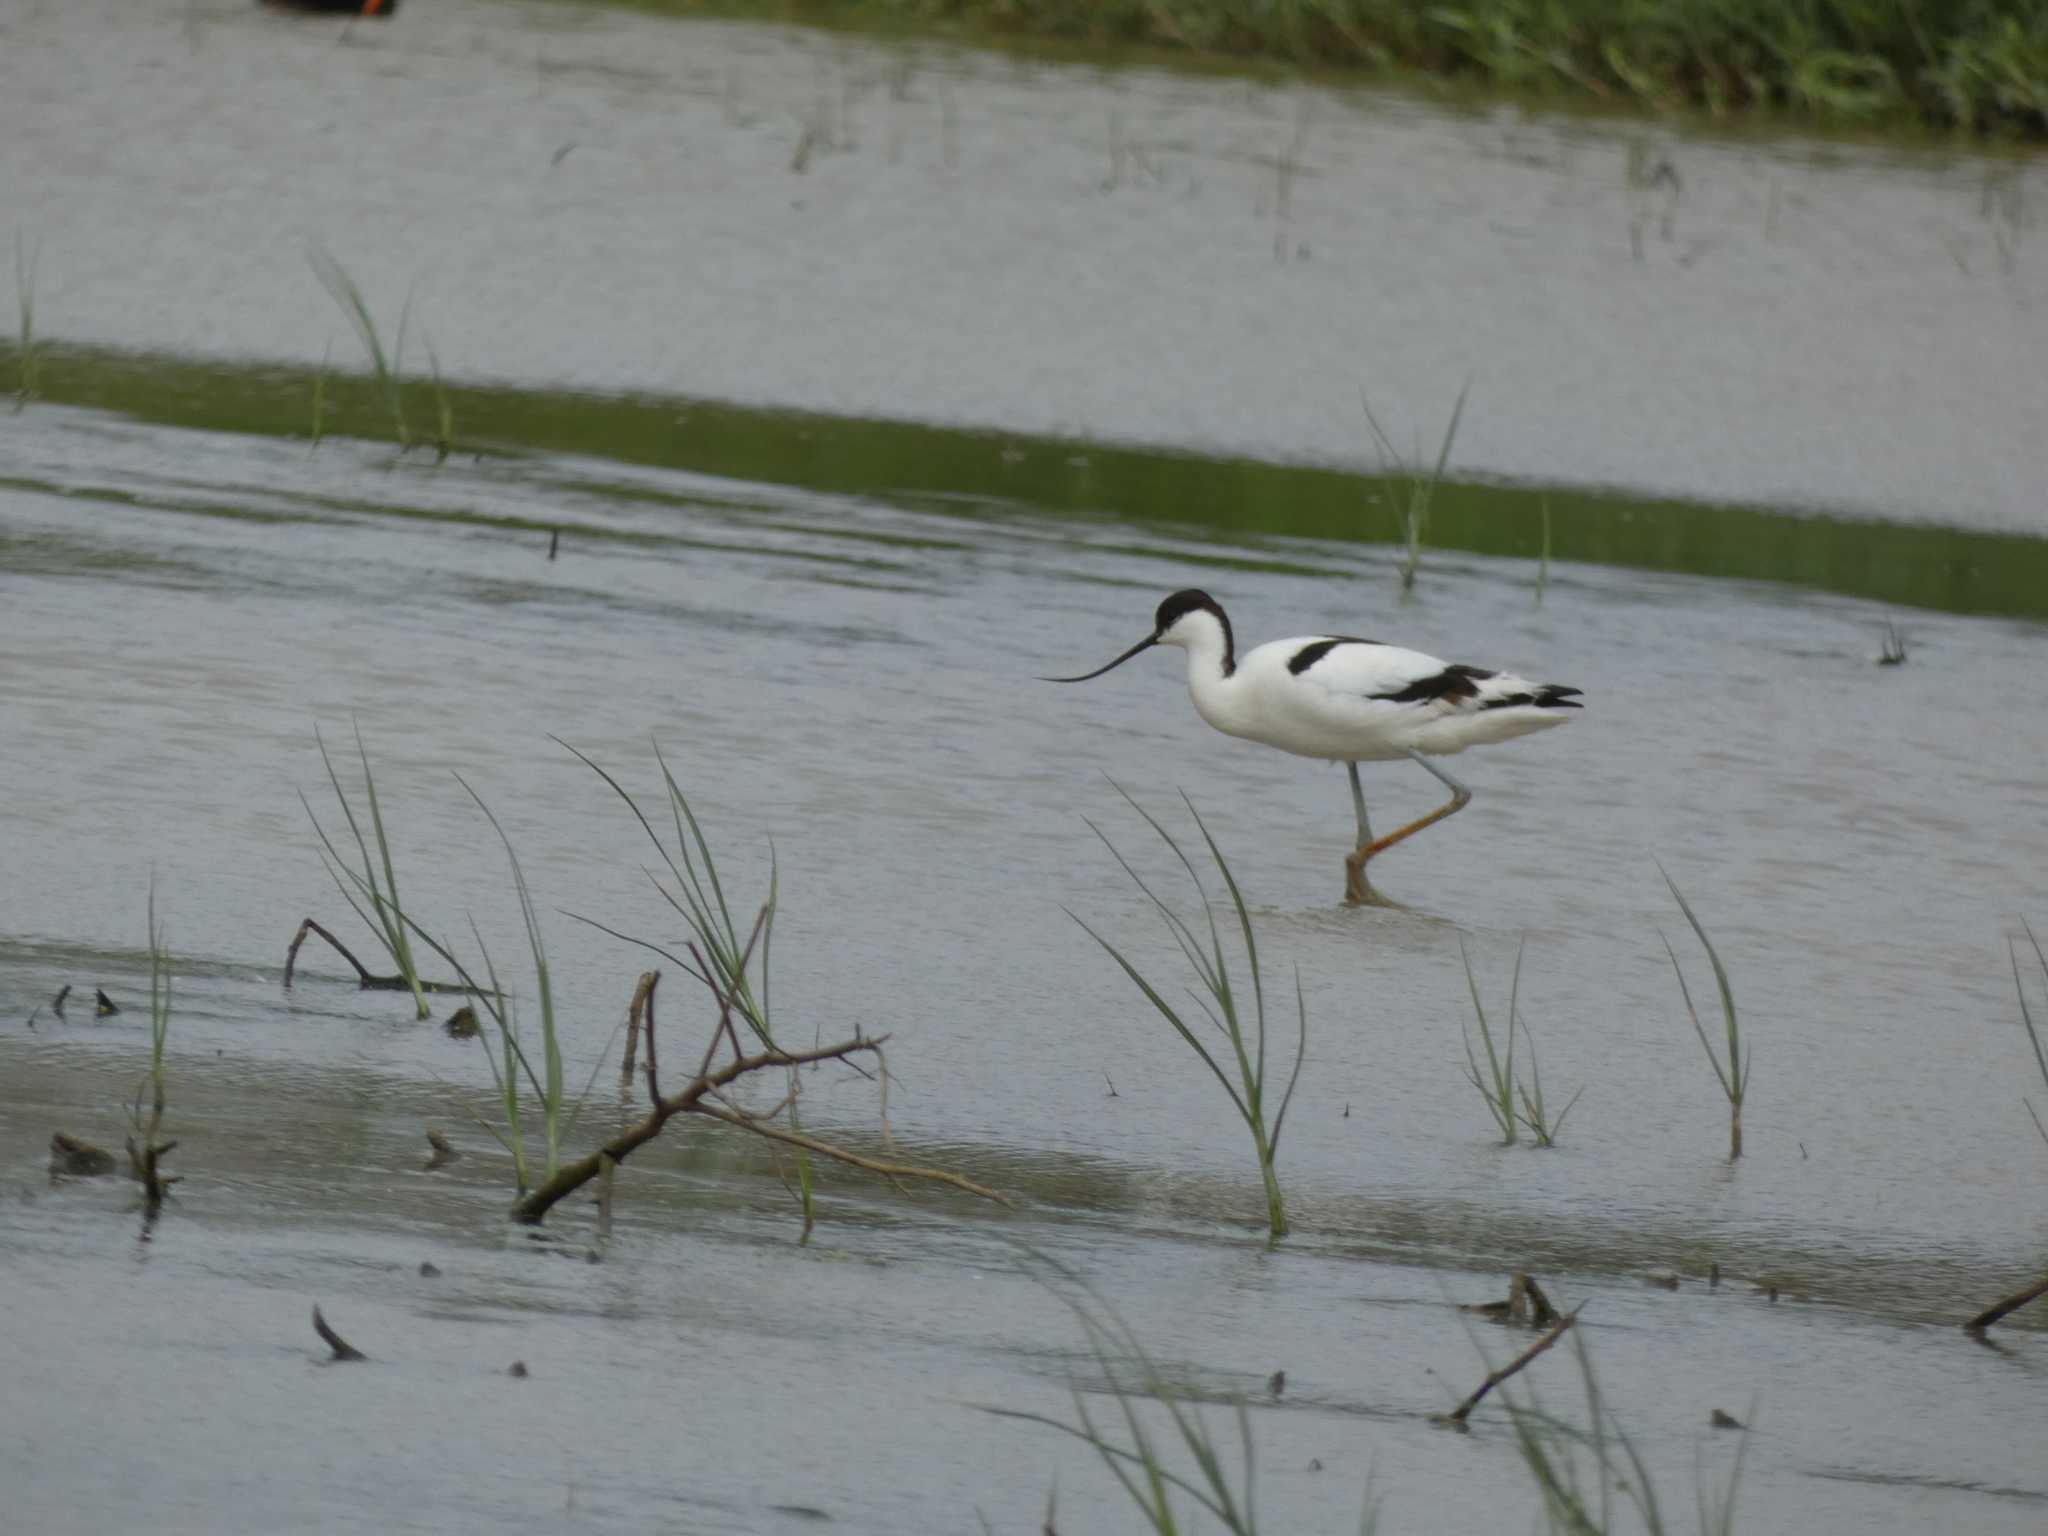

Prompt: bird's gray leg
[1354,749,1473,870]
[1342,762,1396,907]
[1347,761,1373,846]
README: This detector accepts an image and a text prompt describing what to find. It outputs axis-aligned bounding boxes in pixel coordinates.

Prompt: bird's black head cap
[1155,589,1223,635]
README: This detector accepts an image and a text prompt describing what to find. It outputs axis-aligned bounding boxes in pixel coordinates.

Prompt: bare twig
[640,971,662,1105]
[1964,1271,2048,1334]
[312,1305,368,1362]
[690,1102,1005,1203]
[510,1032,1003,1223]
[285,916,459,993]
[620,971,657,1083]
[1439,1307,1582,1425]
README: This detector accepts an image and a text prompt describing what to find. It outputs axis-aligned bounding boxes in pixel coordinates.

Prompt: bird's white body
[1166,610,1574,763]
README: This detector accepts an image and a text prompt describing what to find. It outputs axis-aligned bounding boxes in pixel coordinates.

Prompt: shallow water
[1,0,2044,526]
[2,399,2046,1533]
[4,1,2048,1530]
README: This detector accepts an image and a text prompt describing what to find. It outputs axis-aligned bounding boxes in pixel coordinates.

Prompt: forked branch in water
[1438,1306,1582,1427]
[283,916,462,994]
[509,1031,1007,1224]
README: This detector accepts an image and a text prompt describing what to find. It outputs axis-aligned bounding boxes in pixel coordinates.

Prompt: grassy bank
[589,0,2048,136]
[10,341,2048,622]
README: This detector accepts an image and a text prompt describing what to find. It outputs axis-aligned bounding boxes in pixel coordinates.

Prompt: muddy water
[4,0,2048,1530]
[3,398,2046,1533]
[1,0,2044,527]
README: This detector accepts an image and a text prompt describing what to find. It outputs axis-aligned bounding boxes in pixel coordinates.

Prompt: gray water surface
[2,400,2045,1533]
[1,0,2044,524]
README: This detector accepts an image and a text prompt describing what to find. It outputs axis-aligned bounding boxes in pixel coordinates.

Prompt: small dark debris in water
[1460,1272,1560,1327]
[53,984,70,1018]
[25,1007,38,1029]
[50,1132,118,1177]
[1710,1408,1744,1430]
[418,1261,442,1278]
[1343,1102,1350,1118]
[550,144,576,168]
[1644,1268,1681,1291]
[1878,619,1908,666]
[95,988,120,1017]
[508,1360,529,1378]
[443,1005,479,1039]
[1710,1261,1721,1290]
[1307,1458,1323,1472]
[312,1305,367,1362]
[547,527,560,560]
[425,1129,458,1169]
[767,1506,830,1522]
[1267,1369,1286,1398]
[1103,1071,1118,1098]
[1799,1140,1809,1160]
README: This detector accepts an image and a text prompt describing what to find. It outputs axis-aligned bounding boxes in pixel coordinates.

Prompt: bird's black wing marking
[1285,636,1383,676]
[1372,663,1494,704]
[1479,682,1584,711]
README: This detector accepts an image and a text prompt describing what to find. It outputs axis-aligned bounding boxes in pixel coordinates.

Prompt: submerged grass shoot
[14,231,38,411]
[1658,863,1749,1161]
[300,724,431,1019]
[1459,936,1581,1147]
[2012,918,2048,1149]
[560,738,817,1236]
[1504,1328,1752,1535]
[1074,784,1306,1246]
[1362,382,1469,594]
[307,246,410,449]
[1459,934,1520,1145]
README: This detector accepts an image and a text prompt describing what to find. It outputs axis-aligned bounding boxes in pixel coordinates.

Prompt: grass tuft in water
[1505,1328,1752,1535]
[13,232,39,412]
[307,247,411,450]
[310,341,331,449]
[423,322,455,464]
[1073,783,1306,1247]
[456,776,568,1185]
[2011,918,2048,1150]
[1459,934,1521,1145]
[299,724,432,1020]
[1362,381,1469,595]
[559,739,819,1238]
[126,878,177,1204]
[980,1250,1383,1536]
[1460,936,1582,1148]
[1657,863,1749,1162]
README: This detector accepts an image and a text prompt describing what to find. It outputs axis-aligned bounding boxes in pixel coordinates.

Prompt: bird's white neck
[1160,609,1241,729]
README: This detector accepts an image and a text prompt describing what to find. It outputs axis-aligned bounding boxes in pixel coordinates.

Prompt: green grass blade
[1072,914,1252,1127]
[354,722,427,1019]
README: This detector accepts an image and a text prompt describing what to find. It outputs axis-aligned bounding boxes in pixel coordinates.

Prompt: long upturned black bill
[1041,633,1157,683]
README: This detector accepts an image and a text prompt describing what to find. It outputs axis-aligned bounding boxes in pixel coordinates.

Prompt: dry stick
[1964,1272,2048,1333]
[284,917,457,993]
[312,1305,368,1362]
[1440,1307,1582,1425]
[510,1033,1003,1223]
[1511,1271,1560,1327]
[620,970,657,1084]
[688,1102,998,1202]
